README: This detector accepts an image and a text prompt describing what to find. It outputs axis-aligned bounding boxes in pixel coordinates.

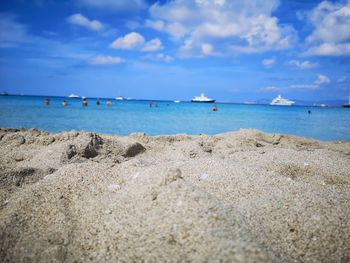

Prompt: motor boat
[68,93,80,98]
[115,96,125,100]
[343,96,350,108]
[270,95,295,106]
[174,100,181,103]
[191,93,215,103]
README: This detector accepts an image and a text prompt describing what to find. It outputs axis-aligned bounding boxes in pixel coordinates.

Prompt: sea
[0,95,349,141]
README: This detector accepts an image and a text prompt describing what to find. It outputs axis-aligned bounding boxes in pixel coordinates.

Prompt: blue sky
[0,0,350,102]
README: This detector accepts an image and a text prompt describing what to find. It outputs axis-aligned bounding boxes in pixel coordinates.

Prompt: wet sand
[0,128,349,262]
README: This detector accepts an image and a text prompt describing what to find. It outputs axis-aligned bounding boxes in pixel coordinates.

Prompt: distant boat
[115,96,125,100]
[126,97,132,100]
[174,100,181,103]
[0,91,8,96]
[191,93,215,103]
[270,95,295,106]
[343,96,350,108]
[313,103,328,107]
[68,93,80,98]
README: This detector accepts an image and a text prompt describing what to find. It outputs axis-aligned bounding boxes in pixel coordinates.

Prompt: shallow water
[0,95,349,141]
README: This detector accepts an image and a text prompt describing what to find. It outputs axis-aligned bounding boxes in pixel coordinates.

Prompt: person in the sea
[149,100,152,108]
[106,101,112,106]
[82,98,88,107]
[212,105,218,111]
[62,100,68,107]
[96,99,101,105]
[44,98,50,105]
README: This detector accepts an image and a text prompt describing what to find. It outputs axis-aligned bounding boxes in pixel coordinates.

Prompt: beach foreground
[0,128,349,262]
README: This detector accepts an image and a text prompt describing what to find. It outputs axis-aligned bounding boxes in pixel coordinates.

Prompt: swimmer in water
[82,98,88,107]
[44,98,50,105]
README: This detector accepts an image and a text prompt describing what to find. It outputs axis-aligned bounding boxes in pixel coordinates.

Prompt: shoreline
[1,128,349,262]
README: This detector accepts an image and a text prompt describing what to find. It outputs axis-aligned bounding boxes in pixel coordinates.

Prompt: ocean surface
[0,95,349,141]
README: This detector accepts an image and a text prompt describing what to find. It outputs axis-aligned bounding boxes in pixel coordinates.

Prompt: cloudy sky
[0,0,349,102]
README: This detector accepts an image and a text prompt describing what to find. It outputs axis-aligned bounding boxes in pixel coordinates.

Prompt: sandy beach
[0,128,349,262]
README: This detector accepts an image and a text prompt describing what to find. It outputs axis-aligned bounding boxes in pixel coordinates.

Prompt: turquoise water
[0,95,349,141]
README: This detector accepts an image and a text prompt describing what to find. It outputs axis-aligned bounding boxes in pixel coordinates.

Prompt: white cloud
[289,74,330,89]
[145,20,188,39]
[314,74,330,85]
[145,20,165,31]
[0,14,28,47]
[166,22,188,39]
[110,32,163,52]
[289,84,319,89]
[75,0,147,12]
[142,38,163,52]
[262,58,275,68]
[307,1,350,44]
[338,76,347,83]
[67,13,103,31]
[201,43,213,55]
[260,86,281,92]
[89,56,123,65]
[144,53,174,63]
[305,43,350,56]
[110,32,144,50]
[148,0,296,57]
[305,1,350,56]
[288,60,318,69]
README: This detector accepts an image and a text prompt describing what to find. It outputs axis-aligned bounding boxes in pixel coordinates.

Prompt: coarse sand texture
[0,128,349,262]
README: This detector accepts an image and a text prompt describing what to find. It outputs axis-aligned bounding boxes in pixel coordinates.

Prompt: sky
[0,0,350,102]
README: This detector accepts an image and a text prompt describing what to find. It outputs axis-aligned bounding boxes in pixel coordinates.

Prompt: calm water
[0,95,349,141]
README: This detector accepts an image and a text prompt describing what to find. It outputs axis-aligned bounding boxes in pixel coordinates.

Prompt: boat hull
[191,100,215,103]
[270,103,294,106]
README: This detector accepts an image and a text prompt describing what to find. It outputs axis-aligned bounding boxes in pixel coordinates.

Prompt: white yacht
[68,93,80,98]
[270,95,295,106]
[174,100,181,103]
[191,93,215,103]
[115,96,125,100]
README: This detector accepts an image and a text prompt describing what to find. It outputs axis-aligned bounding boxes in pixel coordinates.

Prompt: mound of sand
[0,128,349,262]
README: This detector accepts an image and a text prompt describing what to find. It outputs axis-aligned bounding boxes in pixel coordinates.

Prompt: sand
[0,128,349,262]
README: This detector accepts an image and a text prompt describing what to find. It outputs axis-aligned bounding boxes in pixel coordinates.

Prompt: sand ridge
[0,128,349,262]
